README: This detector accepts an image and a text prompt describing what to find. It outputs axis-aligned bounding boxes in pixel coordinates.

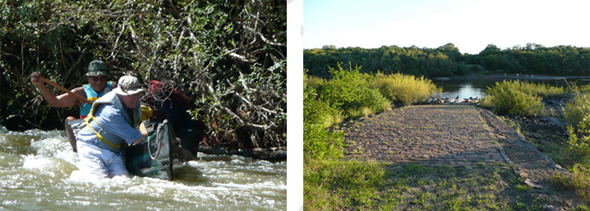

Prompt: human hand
[131,134,148,145]
[30,72,44,86]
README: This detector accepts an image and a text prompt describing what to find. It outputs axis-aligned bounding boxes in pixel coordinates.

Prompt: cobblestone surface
[342,105,511,166]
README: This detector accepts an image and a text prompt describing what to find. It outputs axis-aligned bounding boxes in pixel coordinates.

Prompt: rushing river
[0,126,286,210]
[431,76,590,100]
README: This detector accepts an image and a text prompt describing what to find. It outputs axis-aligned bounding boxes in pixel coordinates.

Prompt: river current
[0,126,286,210]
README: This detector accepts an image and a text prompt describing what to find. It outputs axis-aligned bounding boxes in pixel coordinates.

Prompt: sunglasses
[90,76,107,82]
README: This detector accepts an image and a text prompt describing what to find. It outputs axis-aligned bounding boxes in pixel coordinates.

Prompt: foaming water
[0,126,286,210]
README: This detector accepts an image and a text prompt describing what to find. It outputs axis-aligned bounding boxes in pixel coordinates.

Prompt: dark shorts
[175,119,206,156]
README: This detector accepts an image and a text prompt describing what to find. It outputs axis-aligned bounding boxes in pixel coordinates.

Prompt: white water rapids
[0,126,286,210]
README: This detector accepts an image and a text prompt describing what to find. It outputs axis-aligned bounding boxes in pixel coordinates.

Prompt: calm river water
[431,76,590,100]
[0,126,286,210]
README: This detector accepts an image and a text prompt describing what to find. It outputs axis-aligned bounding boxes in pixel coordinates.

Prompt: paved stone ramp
[342,104,579,210]
[342,105,511,166]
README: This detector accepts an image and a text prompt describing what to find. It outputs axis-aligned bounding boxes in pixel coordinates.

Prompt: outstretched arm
[31,72,84,107]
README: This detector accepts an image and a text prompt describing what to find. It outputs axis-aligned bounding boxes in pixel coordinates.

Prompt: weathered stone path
[342,105,513,166]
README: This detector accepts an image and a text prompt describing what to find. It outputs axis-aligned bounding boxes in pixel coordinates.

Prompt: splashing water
[0,126,286,210]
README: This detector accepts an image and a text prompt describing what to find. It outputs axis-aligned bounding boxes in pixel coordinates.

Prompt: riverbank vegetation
[481,80,590,200]
[480,80,566,116]
[305,63,440,120]
[551,86,590,198]
[478,80,590,200]
[0,1,285,151]
[304,43,590,78]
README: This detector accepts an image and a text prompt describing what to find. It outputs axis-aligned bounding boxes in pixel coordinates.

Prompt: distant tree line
[304,43,590,78]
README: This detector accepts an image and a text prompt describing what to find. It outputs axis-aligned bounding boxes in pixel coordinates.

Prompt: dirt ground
[340,100,586,210]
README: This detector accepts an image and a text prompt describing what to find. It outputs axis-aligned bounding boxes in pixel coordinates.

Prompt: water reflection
[431,76,590,100]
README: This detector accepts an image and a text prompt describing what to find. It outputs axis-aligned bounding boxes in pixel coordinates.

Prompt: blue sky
[303,0,590,54]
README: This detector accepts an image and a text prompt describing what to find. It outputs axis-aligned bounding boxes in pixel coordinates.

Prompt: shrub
[564,93,590,131]
[562,93,590,165]
[371,72,441,105]
[485,81,546,116]
[320,63,390,116]
[304,79,344,160]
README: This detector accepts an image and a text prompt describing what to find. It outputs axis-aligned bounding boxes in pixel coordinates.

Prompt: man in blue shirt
[76,75,146,178]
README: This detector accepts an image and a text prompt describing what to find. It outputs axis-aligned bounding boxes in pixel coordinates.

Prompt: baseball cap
[115,76,144,95]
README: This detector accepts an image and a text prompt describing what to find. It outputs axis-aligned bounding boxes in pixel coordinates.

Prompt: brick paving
[342,104,513,166]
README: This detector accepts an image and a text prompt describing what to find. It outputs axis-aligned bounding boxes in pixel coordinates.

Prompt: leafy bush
[304,80,344,160]
[485,81,546,116]
[319,63,390,116]
[565,93,590,131]
[371,72,441,105]
[562,93,590,165]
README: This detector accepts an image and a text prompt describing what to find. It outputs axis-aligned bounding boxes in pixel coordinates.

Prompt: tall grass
[371,72,442,105]
[551,164,590,199]
[483,80,565,116]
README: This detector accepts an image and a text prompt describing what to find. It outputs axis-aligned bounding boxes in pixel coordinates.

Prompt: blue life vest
[80,82,114,118]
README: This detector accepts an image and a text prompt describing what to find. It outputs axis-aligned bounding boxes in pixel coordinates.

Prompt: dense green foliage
[303,80,344,160]
[304,43,590,78]
[305,43,467,78]
[563,92,590,165]
[472,44,590,75]
[0,0,286,149]
[482,80,566,116]
[320,63,390,117]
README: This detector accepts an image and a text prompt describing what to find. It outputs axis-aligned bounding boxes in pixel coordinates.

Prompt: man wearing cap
[75,75,147,178]
[30,60,117,119]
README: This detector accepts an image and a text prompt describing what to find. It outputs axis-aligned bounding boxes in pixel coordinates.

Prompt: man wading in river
[31,60,117,152]
[75,75,147,178]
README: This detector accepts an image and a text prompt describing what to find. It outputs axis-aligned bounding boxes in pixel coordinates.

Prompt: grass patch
[370,72,442,105]
[551,164,590,199]
[304,159,385,210]
[305,162,554,210]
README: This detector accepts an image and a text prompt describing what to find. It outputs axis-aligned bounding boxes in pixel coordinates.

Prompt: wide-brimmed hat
[115,76,144,95]
[85,60,109,76]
